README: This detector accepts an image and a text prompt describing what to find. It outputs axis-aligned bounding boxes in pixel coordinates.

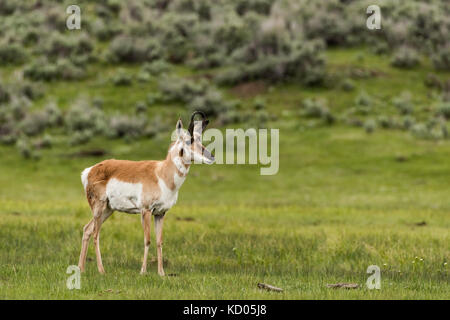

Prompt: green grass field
[0,48,449,299]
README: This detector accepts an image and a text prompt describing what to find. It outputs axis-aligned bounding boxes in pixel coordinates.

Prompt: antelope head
[173,111,215,165]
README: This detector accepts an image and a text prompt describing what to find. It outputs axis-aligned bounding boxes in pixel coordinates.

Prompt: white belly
[106,178,143,214]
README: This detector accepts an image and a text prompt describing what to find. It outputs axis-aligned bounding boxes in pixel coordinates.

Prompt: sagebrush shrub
[141,60,171,76]
[0,82,11,104]
[19,111,49,136]
[43,33,93,60]
[341,79,355,91]
[69,130,93,146]
[24,58,85,81]
[436,102,450,119]
[112,70,132,86]
[432,45,450,71]
[107,36,162,63]
[34,134,52,149]
[391,46,420,68]
[401,115,416,130]
[301,98,335,124]
[65,99,106,134]
[392,91,414,115]
[187,89,231,117]
[0,43,27,65]
[44,102,63,127]
[364,119,376,134]
[158,75,206,103]
[18,81,45,101]
[216,40,326,86]
[410,123,429,139]
[135,101,148,114]
[16,138,33,159]
[108,114,147,139]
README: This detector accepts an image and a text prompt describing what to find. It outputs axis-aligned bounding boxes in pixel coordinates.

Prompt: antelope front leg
[78,219,94,272]
[93,214,106,274]
[154,214,165,276]
[140,209,152,274]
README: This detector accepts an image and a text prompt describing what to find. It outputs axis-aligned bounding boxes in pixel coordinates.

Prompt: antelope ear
[176,118,183,136]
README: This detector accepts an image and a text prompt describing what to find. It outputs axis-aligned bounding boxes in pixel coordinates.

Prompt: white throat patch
[173,156,189,176]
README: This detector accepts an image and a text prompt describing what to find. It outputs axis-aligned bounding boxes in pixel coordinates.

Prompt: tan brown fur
[77,117,213,276]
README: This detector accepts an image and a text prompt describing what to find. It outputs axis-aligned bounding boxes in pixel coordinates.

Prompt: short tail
[81,166,93,190]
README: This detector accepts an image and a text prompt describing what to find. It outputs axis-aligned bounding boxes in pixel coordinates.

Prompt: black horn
[188,111,209,140]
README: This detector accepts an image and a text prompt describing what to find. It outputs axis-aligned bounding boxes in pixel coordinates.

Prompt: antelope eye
[185,140,191,145]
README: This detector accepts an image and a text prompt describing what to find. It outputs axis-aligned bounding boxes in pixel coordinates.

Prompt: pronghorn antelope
[78,112,214,276]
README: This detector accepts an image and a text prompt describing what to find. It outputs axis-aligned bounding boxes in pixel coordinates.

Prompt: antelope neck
[156,150,190,190]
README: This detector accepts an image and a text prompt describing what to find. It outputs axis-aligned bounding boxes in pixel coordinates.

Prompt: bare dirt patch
[230,81,267,99]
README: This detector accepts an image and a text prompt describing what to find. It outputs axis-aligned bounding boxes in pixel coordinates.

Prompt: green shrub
[34,134,52,149]
[158,75,206,103]
[401,115,416,130]
[43,33,93,60]
[56,59,86,80]
[0,132,18,145]
[16,137,40,159]
[0,82,11,104]
[18,81,45,101]
[189,53,224,69]
[0,0,18,15]
[24,58,85,81]
[0,43,27,65]
[19,111,49,136]
[377,116,396,129]
[142,60,171,76]
[432,45,450,71]
[253,97,266,110]
[112,70,132,86]
[364,119,376,134]
[16,138,33,159]
[216,41,326,86]
[410,123,429,139]
[355,91,373,107]
[301,98,335,124]
[436,102,450,119]
[69,130,93,146]
[0,122,17,145]
[391,46,420,69]
[135,101,148,114]
[392,91,414,115]
[410,117,448,140]
[44,102,63,126]
[108,115,147,139]
[217,109,247,125]
[65,99,106,134]
[341,79,355,91]
[147,92,163,105]
[107,36,162,63]
[91,19,121,41]
[187,89,231,117]
[136,71,151,83]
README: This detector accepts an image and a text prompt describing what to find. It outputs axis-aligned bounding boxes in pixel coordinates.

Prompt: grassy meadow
[0,46,449,299]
